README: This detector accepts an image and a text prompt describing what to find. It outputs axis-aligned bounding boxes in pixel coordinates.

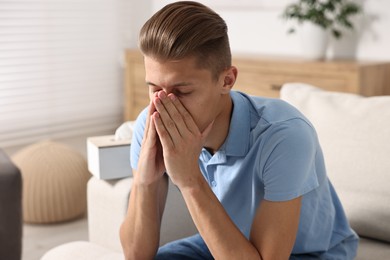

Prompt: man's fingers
[153,111,174,149]
[142,100,154,143]
[167,93,199,135]
[154,92,183,142]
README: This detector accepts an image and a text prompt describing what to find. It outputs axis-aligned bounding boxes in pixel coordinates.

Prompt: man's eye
[150,88,160,94]
[175,91,192,97]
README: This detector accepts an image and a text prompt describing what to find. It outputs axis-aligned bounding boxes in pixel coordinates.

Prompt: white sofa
[42,84,390,260]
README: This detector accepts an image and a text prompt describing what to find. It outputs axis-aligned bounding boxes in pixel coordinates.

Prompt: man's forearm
[120,174,168,260]
[180,171,261,260]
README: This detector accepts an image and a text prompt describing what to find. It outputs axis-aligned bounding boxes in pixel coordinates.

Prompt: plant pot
[328,28,359,60]
[300,22,329,60]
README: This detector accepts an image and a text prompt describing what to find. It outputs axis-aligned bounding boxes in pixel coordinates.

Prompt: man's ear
[221,66,237,94]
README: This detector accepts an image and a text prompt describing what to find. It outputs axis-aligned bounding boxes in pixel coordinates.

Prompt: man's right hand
[135,99,166,185]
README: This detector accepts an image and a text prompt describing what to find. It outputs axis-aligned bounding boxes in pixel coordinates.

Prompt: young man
[120,1,359,259]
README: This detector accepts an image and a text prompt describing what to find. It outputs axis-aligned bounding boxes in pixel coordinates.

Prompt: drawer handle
[270,84,282,91]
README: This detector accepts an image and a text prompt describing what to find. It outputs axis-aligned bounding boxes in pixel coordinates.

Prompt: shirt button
[211,181,217,187]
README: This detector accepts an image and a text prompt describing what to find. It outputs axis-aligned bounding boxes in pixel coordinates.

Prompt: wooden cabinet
[124,50,149,121]
[124,49,390,121]
[233,56,390,98]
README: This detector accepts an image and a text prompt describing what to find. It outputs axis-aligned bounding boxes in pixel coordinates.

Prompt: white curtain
[0,0,130,147]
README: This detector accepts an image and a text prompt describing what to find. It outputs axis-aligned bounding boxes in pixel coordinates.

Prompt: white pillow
[281,83,390,242]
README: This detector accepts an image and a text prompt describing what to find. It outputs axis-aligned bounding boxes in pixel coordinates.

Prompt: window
[0,0,128,147]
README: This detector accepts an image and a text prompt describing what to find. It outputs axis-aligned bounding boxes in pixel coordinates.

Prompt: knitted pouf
[12,141,91,224]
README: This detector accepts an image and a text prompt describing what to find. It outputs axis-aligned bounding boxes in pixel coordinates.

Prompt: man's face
[144,55,226,132]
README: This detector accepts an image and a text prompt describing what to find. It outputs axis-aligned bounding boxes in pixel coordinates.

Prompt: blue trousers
[154,233,357,260]
[155,234,213,260]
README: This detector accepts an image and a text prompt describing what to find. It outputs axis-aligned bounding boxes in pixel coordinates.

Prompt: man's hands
[151,91,213,189]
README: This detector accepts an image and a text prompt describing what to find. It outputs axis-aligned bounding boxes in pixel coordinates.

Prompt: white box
[87,135,132,180]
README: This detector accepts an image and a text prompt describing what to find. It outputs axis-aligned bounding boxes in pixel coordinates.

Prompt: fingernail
[158,91,166,99]
[154,97,161,104]
[168,93,176,101]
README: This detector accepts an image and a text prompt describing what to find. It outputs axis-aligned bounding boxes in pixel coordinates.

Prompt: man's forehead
[144,56,212,83]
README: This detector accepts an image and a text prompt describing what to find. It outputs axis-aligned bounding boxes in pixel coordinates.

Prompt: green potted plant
[282,0,362,59]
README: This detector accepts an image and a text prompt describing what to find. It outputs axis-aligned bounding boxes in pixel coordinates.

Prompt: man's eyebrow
[145,81,193,88]
[145,81,157,87]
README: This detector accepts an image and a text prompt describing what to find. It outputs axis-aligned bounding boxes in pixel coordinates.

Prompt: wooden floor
[4,131,113,260]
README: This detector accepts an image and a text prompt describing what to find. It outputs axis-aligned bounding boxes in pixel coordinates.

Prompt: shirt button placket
[206,165,217,187]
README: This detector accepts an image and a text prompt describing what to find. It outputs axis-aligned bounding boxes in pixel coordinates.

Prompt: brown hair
[139,1,231,80]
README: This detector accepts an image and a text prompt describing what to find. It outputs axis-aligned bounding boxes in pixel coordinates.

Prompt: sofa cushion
[41,241,124,260]
[356,238,390,260]
[280,83,390,243]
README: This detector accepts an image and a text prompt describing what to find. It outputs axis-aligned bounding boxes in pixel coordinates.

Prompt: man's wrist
[176,171,207,194]
[133,171,165,190]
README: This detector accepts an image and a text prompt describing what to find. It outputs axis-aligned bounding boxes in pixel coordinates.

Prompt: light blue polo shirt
[130,91,358,257]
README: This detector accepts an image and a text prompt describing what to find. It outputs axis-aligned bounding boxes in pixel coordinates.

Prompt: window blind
[0,0,128,147]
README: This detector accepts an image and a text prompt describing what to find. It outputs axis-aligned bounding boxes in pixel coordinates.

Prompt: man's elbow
[122,246,156,260]
[123,250,154,260]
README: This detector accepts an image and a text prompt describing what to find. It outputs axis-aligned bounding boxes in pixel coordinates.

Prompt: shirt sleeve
[130,107,148,170]
[261,118,320,201]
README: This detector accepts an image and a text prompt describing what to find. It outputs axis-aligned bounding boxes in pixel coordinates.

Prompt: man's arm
[179,173,301,260]
[120,100,168,260]
[120,173,168,260]
[250,197,301,259]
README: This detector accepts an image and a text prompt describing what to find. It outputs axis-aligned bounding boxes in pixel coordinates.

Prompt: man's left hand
[152,91,213,189]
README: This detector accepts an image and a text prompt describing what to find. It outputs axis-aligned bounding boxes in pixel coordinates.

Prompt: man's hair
[139,1,231,80]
